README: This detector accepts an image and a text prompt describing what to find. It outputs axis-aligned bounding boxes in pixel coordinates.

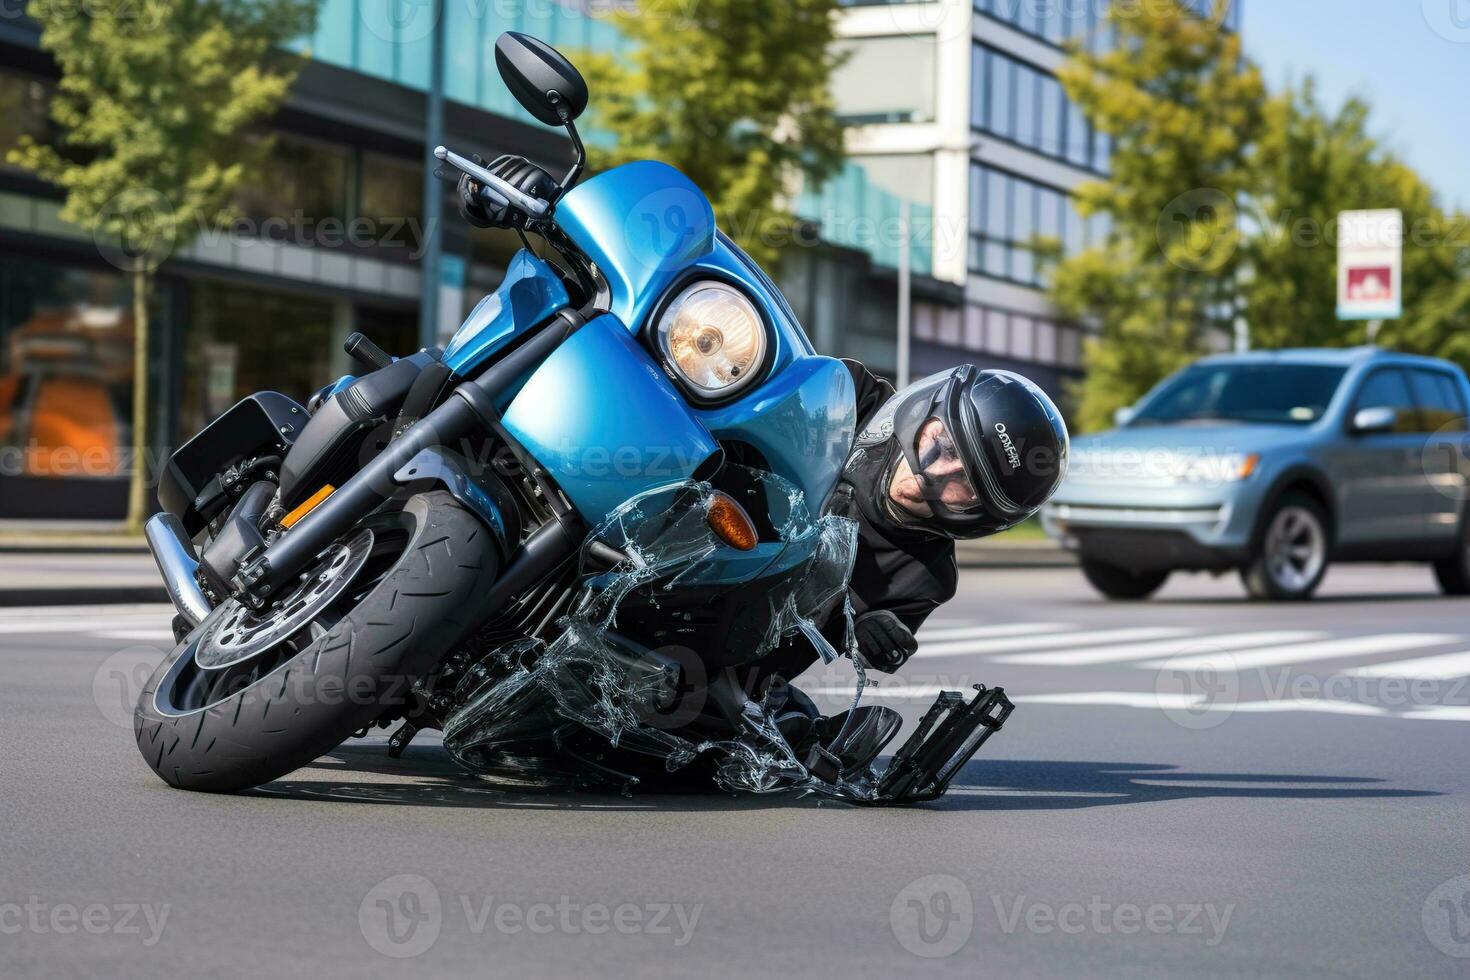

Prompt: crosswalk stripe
[1137,634,1461,672]
[1345,651,1470,680]
[916,623,1071,642]
[91,629,176,643]
[995,630,1327,667]
[915,626,1196,659]
[0,616,166,635]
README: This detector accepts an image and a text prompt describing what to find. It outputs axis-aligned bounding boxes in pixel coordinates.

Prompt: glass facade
[0,259,135,518]
[972,45,1108,172]
[298,0,630,133]
[969,163,1108,286]
[976,0,1239,46]
[914,301,1084,370]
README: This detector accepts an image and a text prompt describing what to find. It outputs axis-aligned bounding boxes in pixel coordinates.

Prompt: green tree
[577,0,846,268]
[1051,0,1265,431]
[1244,80,1470,356]
[10,0,316,530]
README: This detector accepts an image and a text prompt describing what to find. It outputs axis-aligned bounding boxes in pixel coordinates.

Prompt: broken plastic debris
[443,466,887,800]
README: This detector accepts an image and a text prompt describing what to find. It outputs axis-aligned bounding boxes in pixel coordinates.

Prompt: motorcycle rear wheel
[134,491,499,793]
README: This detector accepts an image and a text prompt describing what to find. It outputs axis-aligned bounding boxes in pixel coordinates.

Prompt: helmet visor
[889,418,982,517]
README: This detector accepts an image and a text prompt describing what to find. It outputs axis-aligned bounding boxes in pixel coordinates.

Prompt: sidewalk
[0,530,1072,607]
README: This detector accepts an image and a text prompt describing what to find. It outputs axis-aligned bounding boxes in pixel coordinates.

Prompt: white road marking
[91,629,176,643]
[916,622,1072,642]
[915,626,1196,659]
[0,615,167,635]
[996,630,1326,667]
[1137,634,1461,672]
[1344,651,1470,680]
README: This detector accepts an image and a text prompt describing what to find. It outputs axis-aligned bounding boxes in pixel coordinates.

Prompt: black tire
[1080,559,1170,600]
[134,491,498,793]
[1432,510,1470,595]
[1241,492,1330,602]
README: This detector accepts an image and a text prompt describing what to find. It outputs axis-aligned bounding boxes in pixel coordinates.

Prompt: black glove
[853,610,918,674]
[457,153,494,229]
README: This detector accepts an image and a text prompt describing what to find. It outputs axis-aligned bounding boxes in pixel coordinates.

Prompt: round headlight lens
[656,281,767,398]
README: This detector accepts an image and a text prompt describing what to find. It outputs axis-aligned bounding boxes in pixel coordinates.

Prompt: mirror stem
[561,115,586,193]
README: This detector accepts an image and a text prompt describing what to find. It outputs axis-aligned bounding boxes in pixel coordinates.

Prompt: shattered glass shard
[442,466,890,800]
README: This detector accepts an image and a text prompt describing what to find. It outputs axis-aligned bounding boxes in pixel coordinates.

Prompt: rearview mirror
[495,32,589,127]
[1113,405,1137,428]
[1351,406,1398,434]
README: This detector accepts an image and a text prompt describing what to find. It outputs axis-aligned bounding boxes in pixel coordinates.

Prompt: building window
[975,0,1106,48]
[0,71,53,175]
[972,44,1107,172]
[0,259,136,519]
[832,36,936,125]
[359,152,424,254]
[921,301,1085,371]
[235,134,352,233]
[970,164,1102,287]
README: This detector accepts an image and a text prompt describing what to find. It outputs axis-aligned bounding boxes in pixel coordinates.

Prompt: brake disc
[195,528,375,670]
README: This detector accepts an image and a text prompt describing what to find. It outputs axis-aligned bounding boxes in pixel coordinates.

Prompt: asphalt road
[3,564,1469,978]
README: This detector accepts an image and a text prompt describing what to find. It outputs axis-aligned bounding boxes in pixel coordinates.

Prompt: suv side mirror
[1113,405,1138,428]
[1351,406,1398,434]
[495,32,589,126]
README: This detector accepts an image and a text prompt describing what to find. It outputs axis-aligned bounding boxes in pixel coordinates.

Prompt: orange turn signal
[281,484,335,528]
[707,492,758,551]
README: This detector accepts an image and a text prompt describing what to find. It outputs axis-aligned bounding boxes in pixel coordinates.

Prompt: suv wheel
[1242,493,1330,601]
[1432,510,1470,596]
[1080,559,1170,601]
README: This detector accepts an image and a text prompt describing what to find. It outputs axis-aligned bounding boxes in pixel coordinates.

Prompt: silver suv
[1042,347,1470,601]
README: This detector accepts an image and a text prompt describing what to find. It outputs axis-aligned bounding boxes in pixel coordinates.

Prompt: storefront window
[359,152,423,255]
[234,134,351,234]
[179,282,334,437]
[0,260,134,518]
[0,71,53,175]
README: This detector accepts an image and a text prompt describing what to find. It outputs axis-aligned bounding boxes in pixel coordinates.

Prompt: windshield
[1132,363,1347,427]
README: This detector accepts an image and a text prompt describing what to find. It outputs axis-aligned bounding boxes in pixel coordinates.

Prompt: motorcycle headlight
[655,281,767,399]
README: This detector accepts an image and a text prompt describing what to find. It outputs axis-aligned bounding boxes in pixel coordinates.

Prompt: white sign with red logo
[1337,209,1403,321]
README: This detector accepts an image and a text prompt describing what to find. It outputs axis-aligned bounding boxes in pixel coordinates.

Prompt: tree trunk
[125,267,150,533]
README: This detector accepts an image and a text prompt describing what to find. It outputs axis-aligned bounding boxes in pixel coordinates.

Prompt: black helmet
[844,366,1069,540]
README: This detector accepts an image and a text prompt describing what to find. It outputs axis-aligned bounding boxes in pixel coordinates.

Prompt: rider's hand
[853,610,918,674]
[457,153,495,228]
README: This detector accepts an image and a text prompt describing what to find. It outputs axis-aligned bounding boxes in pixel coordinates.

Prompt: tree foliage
[1052,0,1265,431]
[11,0,316,526]
[577,0,846,268]
[1053,1,1470,432]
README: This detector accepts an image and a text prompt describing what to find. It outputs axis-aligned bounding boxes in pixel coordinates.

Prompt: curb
[0,585,168,607]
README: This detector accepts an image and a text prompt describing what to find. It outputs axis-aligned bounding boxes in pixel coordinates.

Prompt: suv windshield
[1132,363,1347,427]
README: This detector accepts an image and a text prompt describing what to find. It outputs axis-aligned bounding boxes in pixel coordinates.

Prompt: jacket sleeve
[841,358,896,429]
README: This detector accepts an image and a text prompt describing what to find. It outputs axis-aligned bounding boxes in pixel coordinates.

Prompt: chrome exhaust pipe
[144,514,213,628]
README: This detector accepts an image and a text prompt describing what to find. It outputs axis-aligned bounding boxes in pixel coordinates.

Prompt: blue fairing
[458,161,856,573]
[442,249,569,375]
[501,315,722,523]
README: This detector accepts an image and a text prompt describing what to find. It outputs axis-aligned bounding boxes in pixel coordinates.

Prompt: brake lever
[434,146,548,218]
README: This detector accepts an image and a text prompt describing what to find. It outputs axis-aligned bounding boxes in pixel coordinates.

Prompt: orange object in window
[25,377,121,478]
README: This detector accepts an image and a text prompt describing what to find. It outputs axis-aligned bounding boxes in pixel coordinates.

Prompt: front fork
[230,310,586,609]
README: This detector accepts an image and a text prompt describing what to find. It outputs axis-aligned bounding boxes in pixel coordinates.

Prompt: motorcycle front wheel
[134,491,499,793]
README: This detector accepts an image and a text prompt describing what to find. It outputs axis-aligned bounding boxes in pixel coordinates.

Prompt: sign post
[1337,209,1403,342]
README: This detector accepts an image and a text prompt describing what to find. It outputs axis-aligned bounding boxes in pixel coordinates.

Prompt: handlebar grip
[344,332,393,373]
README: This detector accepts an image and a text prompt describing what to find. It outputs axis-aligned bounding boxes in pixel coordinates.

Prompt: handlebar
[434,145,550,219]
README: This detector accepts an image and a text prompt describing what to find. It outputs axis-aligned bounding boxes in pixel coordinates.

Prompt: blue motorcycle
[135,33,1009,801]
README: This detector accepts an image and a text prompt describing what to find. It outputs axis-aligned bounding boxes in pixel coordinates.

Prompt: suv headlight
[655,281,767,399]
